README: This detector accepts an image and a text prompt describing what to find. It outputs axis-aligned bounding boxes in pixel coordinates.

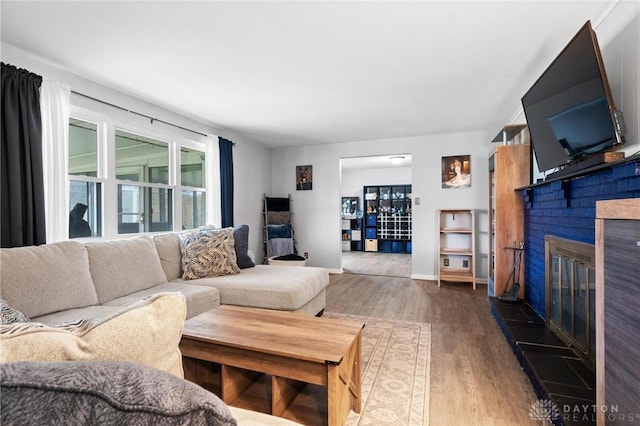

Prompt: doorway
[340,155,412,278]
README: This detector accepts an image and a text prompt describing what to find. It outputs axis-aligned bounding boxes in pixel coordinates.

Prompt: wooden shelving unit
[488,125,530,297]
[438,209,476,288]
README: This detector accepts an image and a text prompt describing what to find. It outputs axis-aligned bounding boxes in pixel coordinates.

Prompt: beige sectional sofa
[1,230,330,426]
[0,231,329,325]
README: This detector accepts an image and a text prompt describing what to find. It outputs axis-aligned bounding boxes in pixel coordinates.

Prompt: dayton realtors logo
[529,399,640,423]
[528,399,561,422]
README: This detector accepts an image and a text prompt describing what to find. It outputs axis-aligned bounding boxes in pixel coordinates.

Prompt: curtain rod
[71,90,209,138]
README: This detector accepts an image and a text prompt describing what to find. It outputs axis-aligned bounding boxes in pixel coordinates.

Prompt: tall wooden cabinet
[488,125,530,297]
[438,209,476,288]
[595,198,640,425]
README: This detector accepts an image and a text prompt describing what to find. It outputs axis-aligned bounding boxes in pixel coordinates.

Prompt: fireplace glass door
[546,236,596,367]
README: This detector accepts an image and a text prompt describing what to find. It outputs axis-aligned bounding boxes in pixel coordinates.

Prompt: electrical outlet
[463,259,469,268]
[303,252,309,259]
[444,258,449,267]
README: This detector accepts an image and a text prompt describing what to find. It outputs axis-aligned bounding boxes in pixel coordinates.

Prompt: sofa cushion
[0,292,186,377]
[86,237,168,304]
[0,360,237,426]
[153,232,183,281]
[0,241,99,318]
[172,265,329,311]
[180,228,240,280]
[103,282,220,319]
[233,225,255,269]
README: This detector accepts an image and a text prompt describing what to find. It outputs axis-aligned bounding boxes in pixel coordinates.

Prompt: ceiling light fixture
[389,155,405,165]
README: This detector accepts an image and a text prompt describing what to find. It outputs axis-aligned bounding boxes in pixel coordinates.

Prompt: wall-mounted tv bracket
[612,109,627,140]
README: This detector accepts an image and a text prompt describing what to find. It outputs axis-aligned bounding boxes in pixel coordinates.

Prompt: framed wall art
[442,155,471,188]
[296,165,313,190]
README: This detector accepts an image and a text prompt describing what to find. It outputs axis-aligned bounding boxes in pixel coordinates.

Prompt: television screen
[521,21,624,173]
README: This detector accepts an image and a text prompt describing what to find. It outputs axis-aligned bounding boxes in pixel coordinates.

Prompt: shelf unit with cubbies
[438,209,476,288]
[363,185,412,253]
[341,197,362,251]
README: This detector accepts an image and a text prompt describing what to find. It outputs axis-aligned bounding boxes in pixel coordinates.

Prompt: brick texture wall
[520,159,640,317]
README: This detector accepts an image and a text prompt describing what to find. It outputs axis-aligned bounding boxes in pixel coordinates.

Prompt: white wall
[229,130,272,263]
[340,166,411,200]
[271,132,493,278]
[1,43,273,259]
[597,1,639,158]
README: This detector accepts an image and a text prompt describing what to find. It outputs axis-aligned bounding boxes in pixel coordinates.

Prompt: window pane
[181,147,205,187]
[115,130,168,184]
[117,184,173,234]
[69,118,98,177]
[69,180,101,238]
[118,184,142,234]
[561,257,573,333]
[574,263,587,347]
[148,187,173,232]
[182,190,206,230]
[551,255,560,322]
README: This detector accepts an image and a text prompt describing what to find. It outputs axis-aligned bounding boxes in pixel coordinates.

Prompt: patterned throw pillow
[180,228,240,280]
[0,299,30,324]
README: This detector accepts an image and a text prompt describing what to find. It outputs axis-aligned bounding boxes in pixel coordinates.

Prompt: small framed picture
[442,155,471,188]
[296,165,312,190]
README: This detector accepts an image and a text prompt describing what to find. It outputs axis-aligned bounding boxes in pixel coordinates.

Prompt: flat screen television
[521,20,625,174]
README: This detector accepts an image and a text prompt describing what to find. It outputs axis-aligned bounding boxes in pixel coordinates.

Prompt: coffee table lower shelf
[183,358,333,425]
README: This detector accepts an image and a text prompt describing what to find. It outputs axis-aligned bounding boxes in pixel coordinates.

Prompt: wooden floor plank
[325,270,540,425]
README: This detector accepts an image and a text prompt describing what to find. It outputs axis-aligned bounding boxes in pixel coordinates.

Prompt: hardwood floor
[325,273,541,426]
[341,251,411,278]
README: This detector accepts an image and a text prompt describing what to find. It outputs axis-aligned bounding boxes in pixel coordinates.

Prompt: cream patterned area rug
[323,312,431,426]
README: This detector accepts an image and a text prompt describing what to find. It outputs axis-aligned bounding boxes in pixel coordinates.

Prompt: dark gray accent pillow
[0,360,237,426]
[233,225,255,269]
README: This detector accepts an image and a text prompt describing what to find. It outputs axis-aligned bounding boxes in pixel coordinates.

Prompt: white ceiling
[1,1,614,148]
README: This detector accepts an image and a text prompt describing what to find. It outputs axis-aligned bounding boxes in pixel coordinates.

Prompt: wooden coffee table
[180,305,364,426]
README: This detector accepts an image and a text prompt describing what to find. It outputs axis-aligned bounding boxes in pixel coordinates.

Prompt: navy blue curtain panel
[219,137,234,228]
[1,63,46,247]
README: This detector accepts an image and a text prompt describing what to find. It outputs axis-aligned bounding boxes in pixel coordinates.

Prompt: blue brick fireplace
[490,155,640,426]
[521,158,640,318]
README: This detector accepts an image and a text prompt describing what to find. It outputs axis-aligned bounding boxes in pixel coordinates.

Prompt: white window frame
[68,105,214,240]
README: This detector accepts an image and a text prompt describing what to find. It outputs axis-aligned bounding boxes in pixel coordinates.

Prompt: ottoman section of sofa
[171,265,329,314]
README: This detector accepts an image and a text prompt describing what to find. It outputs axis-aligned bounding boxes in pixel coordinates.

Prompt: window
[68,118,102,238]
[67,112,208,240]
[181,147,206,230]
[115,130,172,234]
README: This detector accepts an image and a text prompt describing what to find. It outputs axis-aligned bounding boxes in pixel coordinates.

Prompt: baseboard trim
[410,273,437,281]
